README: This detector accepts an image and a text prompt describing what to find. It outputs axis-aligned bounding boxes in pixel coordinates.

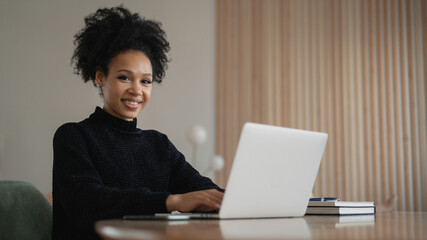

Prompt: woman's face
[96,50,153,121]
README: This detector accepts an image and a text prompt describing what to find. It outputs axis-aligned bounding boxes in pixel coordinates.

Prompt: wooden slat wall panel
[216,0,427,211]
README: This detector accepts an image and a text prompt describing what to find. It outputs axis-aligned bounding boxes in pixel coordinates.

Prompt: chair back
[0,181,52,240]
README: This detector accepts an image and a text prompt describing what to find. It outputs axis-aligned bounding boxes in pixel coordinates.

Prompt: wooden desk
[95,211,426,240]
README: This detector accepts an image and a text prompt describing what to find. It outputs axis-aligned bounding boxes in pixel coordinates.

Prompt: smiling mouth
[121,99,143,108]
[123,100,140,106]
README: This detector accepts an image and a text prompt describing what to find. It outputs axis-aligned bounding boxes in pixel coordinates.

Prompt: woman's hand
[166,189,224,213]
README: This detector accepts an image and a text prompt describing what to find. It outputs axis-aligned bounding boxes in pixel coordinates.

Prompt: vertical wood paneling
[385,0,398,207]
[354,0,366,201]
[377,0,389,204]
[398,0,414,211]
[362,0,374,203]
[280,0,290,129]
[341,0,350,201]
[406,0,421,211]
[391,0,406,210]
[317,0,327,196]
[325,0,337,198]
[216,0,427,211]
[216,0,225,185]
[347,0,357,201]
[418,0,427,212]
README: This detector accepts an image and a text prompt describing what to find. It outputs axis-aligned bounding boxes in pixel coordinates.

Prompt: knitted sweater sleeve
[53,124,170,226]
[165,135,223,194]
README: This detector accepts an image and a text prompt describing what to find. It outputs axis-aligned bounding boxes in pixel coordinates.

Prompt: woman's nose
[129,82,142,95]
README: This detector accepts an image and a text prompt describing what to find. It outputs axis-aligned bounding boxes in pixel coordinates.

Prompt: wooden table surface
[95,211,426,240]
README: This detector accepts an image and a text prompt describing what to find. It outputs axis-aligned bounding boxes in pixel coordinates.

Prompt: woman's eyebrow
[117,69,152,77]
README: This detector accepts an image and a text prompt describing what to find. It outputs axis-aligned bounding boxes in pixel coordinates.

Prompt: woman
[52,6,223,240]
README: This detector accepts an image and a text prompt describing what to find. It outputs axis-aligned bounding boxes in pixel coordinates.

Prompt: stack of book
[306,200,376,215]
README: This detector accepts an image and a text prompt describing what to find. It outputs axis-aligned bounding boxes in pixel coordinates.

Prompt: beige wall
[0,0,217,193]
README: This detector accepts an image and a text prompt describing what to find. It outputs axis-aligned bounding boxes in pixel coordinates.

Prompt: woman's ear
[95,70,105,87]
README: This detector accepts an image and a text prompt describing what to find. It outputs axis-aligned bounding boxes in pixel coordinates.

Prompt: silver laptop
[124,122,328,220]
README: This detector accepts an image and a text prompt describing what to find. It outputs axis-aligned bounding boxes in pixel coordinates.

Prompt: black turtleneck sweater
[52,107,221,240]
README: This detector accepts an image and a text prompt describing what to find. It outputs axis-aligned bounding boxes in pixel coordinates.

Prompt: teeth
[124,100,139,106]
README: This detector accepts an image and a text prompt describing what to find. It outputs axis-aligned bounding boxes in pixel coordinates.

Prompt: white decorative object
[203,155,225,175]
[187,125,207,146]
[187,125,207,167]
[187,125,225,183]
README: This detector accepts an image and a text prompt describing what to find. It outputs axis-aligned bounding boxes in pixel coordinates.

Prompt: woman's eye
[141,79,152,84]
[118,76,131,81]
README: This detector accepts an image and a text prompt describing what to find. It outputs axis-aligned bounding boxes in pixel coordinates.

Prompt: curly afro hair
[71,6,170,86]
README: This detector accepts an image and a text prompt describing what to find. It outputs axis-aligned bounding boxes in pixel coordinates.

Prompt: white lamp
[203,155,225,175]
[187,125,207,167]
[187,125,225,183]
